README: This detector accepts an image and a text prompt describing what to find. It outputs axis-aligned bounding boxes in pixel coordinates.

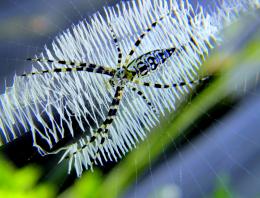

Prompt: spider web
[0,0,260,198]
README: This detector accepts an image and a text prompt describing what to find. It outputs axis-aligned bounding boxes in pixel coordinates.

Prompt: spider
[22,13,209,166]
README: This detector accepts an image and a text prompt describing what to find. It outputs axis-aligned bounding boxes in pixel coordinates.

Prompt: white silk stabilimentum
[0,0,259,176]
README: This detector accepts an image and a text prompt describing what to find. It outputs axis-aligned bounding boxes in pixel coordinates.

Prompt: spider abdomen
[130,48,176,77]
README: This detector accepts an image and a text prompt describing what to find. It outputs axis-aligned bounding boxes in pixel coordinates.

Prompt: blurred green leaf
[0,156,56,198]
[59,170,103,198]
[212,175,235,198]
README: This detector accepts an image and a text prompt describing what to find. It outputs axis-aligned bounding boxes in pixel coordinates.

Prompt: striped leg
[27,57,91,67]
[23,58,116,77]
[124,13,170,67]
[129,85,159,115]
[66,85,125,161]
[108,23,123,67]
[132,77,210,88]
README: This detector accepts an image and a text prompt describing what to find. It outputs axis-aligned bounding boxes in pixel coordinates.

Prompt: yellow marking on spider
[61,68,67,72]
[107,116,116,120]
[124,54,134,66]
[110,106,119,110]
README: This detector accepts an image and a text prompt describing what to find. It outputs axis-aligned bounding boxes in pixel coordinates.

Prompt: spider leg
[23,58,116,77]
[108,23,123,67]
[132,76,210,88]
[129,85,159,115]
[65,85,125,162]
[27,57,92,67]
[124,12,170,67]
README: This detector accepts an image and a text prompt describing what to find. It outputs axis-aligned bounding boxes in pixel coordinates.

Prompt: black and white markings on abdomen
[130,48,176,76]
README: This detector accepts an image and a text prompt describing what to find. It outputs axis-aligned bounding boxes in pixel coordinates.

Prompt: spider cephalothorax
[109,67,132,86]
[23,12,208,169]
